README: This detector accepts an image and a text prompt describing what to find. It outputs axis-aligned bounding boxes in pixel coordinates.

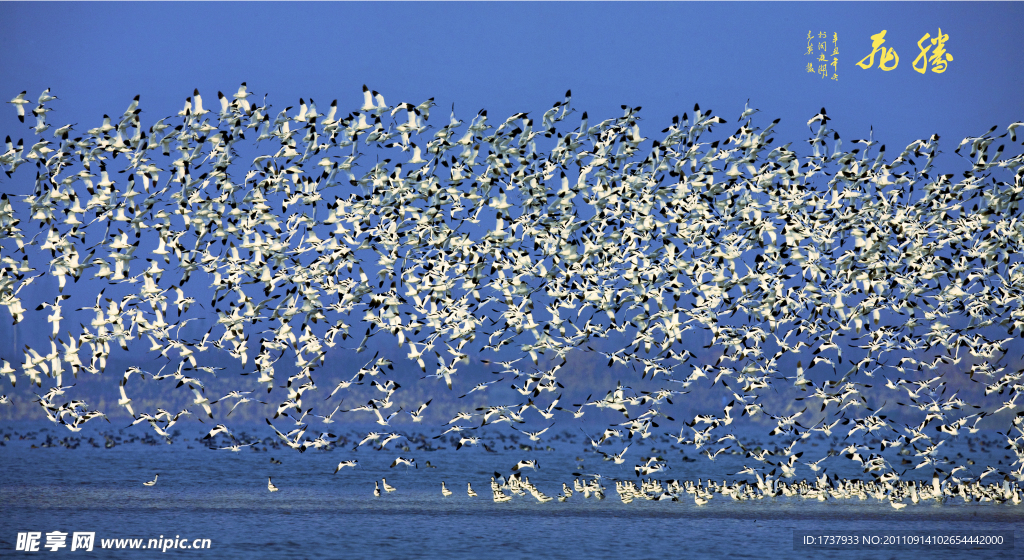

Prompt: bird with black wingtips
[807,107,830,130]
[512,459,538,471]
[390,457,416,469]
[334,460,357,474]
[8,91,30,122]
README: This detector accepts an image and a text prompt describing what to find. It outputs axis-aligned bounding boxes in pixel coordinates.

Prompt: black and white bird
[203,424,232,440]
[8,91,30,122]
[390,457,417,469]
[407,399,432,422]
[334,460,358,473]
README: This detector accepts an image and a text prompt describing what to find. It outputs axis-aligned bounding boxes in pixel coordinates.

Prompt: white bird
[267,477,279,492]
[202,424,232,440]
[517,422,554,442]
[512,459,538,471]
[191,387,213,418]
[191,88,209,117]
[117,382,134,417]
[390,457,417,469]
[739,99,760,119]
[381,478,396,493]
[233,82,252,113]
[218,442,257,452]
[378,433,403,449]
[143,474,158,486]
[372,403,402,426]
[8,91,30,122]
[407,399,432,422]
[598,445,630,464]
[37,88,57,105]
[334,460,358,474]
[359,85,388,116]
[807,106,830,129]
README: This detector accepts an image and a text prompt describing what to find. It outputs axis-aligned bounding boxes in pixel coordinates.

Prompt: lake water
[1,421,1020,559]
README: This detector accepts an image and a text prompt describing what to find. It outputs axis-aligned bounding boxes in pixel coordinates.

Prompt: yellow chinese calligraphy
[914,28,953,74]
[857,30,898,71]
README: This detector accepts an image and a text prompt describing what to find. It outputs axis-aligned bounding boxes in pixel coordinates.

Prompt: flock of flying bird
[2,83,1024,507]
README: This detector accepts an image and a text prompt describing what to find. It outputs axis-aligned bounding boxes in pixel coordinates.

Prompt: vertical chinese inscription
[806,30,838,81]
[831,32,839,81]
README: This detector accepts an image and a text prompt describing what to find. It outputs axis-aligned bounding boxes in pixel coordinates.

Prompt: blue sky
[1,2,1021,154]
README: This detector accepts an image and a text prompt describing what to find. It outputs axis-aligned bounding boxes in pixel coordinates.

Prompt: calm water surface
[1,422,1020,559]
